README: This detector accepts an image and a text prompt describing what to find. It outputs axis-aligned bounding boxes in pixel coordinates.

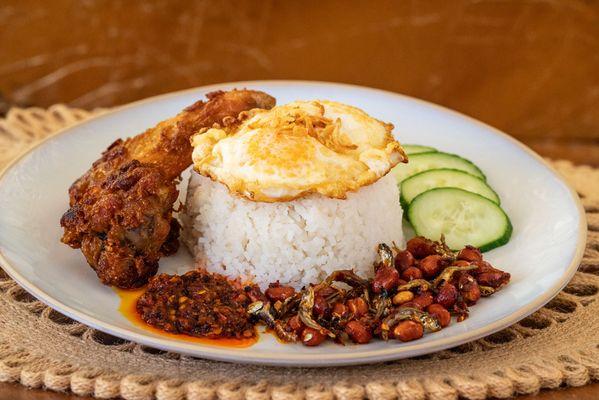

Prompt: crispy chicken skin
[60,90,276,288]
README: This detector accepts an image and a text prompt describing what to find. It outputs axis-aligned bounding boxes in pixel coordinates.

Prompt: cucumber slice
[402,144,437,155]
[408,187,512,252]
[401,169,500,208]
[392,151,485,183]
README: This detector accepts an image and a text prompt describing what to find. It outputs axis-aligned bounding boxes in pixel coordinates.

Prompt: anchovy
[372,294,392,320]
[298,287,335,338]
[377,243,395,269]
[247,301,297,342]
[479,285,496,297]
[397,279,433,292]
[433,265,478,288]
[317,270,369,290]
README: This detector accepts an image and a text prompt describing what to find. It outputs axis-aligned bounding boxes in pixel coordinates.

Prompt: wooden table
[1,0,598,166]
[0,1,597,398]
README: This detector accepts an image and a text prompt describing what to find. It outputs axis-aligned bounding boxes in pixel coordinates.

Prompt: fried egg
[190,100,407,202]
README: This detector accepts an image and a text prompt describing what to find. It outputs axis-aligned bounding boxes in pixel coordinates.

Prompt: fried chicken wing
[61,90,276,288]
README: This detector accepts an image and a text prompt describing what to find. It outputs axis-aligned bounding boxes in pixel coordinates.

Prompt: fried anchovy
[298,287,335,338]
[377,243,395,269]
[247,301,297,342]
[323,289,344,304]
[435,234,456,260]
[397,279,433,292]
[433,265,478,288]
[479,285,496,297]
[317,270,369,290]
[276,292,302,317]
[372,294,392,320]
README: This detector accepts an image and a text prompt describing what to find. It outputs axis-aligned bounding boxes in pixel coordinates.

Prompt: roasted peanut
[453,260,471,268]
[393,320,424,342]
[395,250,415,271]
[287,314,304,333]
[372,265,400,293]
[402,266,423,281]
[347,297,369,317]
[458,246,483,262]
[413,291,434,309]
[345,320,373,344]
[406,237,437,259]
[302,327,326,346]
[435,282,458,308]
[472,260,494,275]
[462,285,481,304]
[316,286,337,298]
[459,275,481,304]
[332,302,348,318]
[313,295,329,317]
[418,255,443,278]
[427,303,451,327]
[398,300,421,310]
[265,284,296,302]
[392,291,414,305]
[477,271,511,289]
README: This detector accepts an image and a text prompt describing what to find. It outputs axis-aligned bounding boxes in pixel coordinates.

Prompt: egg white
[191,100,407,202]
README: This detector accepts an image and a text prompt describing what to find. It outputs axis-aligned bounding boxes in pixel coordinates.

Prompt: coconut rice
[181,172,404,289]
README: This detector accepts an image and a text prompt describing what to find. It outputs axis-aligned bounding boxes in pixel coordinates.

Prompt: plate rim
[0,80,587,367]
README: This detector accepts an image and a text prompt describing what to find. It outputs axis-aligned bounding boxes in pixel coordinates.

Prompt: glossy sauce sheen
[115,288,258,348]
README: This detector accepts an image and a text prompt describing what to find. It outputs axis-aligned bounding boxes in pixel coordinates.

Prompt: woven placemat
[0,106,598,400]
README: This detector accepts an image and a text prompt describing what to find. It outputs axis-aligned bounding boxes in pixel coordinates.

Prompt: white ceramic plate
[0,81,586,367]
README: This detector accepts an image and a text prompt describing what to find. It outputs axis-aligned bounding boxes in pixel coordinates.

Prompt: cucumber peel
[402,144,437,155]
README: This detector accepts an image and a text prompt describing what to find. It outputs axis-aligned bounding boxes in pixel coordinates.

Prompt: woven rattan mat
[0,106,598,400]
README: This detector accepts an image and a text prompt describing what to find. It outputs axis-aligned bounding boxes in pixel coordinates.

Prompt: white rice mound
[181,172,404,289]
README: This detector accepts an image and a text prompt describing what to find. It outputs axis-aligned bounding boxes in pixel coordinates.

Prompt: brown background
[0,1,598,398]
[1,0,598,165]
